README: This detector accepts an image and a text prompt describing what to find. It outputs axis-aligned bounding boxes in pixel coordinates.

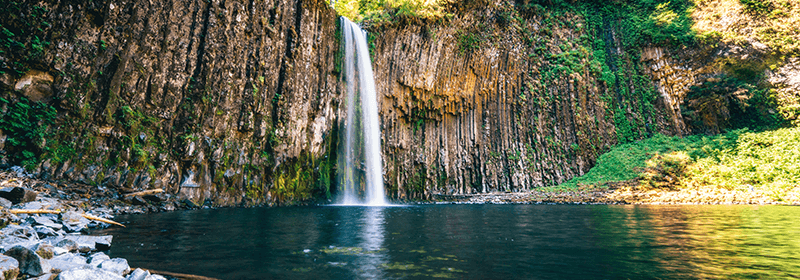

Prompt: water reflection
[355,207,387,278]
[100,205,800,280]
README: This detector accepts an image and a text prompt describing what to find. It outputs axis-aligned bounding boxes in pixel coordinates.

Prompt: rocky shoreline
[429,183,800,205]
[0,168,223,280]
[1,164,796,279]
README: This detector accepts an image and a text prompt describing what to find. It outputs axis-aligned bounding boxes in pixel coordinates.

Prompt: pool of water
[96,204,800,279]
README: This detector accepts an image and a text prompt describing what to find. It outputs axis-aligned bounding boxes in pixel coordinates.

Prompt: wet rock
[0,254,20,280]
[0,197,11,209]
[1,224,38,241]
[130,196,148,206]
[0,187,37,204]
[61,235,112,251]
[60,212,89,233]
[28,273,54,280]
[49,253,91,273]
[4,245,51,276]
[30,215,63,230]
[55,267,124,280]
[52,239,77,252]
[98,258,129,275]
[30,243,55,259]
[20,198,62,210]
[51,246,68,257]
[181,199,199,209]
[51,253,87,265]
[87,252,109,267]
[34,225,60,239]
[149,275,168,280]
[14,70,54,102]
[125,268,150,280]
[142,193,164,203]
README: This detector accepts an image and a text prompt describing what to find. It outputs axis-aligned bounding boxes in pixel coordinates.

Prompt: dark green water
[97,205,800,279]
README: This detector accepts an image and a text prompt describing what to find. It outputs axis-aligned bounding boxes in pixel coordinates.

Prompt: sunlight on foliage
[331,0,451,26]
[560,127,800,200]
[651,2,679,26]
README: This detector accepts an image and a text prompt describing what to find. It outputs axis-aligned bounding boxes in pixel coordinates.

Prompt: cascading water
[337,17,388,206]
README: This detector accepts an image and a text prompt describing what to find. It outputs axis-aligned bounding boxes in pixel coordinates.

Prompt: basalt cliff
[0,0,797,205]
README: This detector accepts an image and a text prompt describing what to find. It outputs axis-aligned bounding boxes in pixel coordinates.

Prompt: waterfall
[337,17,388,206]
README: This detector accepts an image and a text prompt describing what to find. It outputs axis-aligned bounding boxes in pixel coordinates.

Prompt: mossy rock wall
[0,0,342,206]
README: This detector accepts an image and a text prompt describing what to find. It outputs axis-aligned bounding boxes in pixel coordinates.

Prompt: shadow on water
[96,205,800,279]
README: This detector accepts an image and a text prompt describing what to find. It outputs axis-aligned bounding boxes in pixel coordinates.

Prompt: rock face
[1,0,797,203]
[0,0,342,205]
[370,8,687,198]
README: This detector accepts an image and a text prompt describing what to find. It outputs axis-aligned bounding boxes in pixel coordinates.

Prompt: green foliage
[740,0,773,15]
[686,128,800,195]
[0,97,57,171]
[332,0,451,27]
[0,5,52,74]
[559,134,695,188]
[560,127,800,198]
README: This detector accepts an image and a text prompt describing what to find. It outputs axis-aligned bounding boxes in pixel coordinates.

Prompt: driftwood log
[142,268,222,280]
[124,188,164,197]
[7,209,125,227]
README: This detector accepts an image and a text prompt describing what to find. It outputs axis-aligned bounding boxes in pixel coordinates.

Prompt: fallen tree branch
[8,209,60,214]
[7,209,125,227]
[82,213,125,228]
[124,188,164,197]
[141,268,221,280]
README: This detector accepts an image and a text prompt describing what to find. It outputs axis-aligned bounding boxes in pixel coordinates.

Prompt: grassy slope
[559,127,800,201]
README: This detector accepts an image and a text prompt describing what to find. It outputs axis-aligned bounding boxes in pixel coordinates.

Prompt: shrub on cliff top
[332,0,451,27]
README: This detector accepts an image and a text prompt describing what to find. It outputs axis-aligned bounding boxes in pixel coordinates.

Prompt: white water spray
[337,17,387,206]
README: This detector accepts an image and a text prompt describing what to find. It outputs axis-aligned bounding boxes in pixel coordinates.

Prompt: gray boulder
[33,225,59,239]
[27,273,54,280]
[29,243,55,259]
[0,197,11,209]
[51,253,87,265]
[125,268,149,280]
[49,253,92,274]
[56,267,124,280]
[60,212,89,233]
[4,245,51,276]
[62,235,112,252]
[1,224,38,241]
[0,235,33,252]
[0,254,19,280]
[55,240,77,253]
[98,258,129,275]
[148,274,168,280]
[87,252,109,267]
[30,215,62,230]
[51,246,69,256]
[0,187,37,204]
